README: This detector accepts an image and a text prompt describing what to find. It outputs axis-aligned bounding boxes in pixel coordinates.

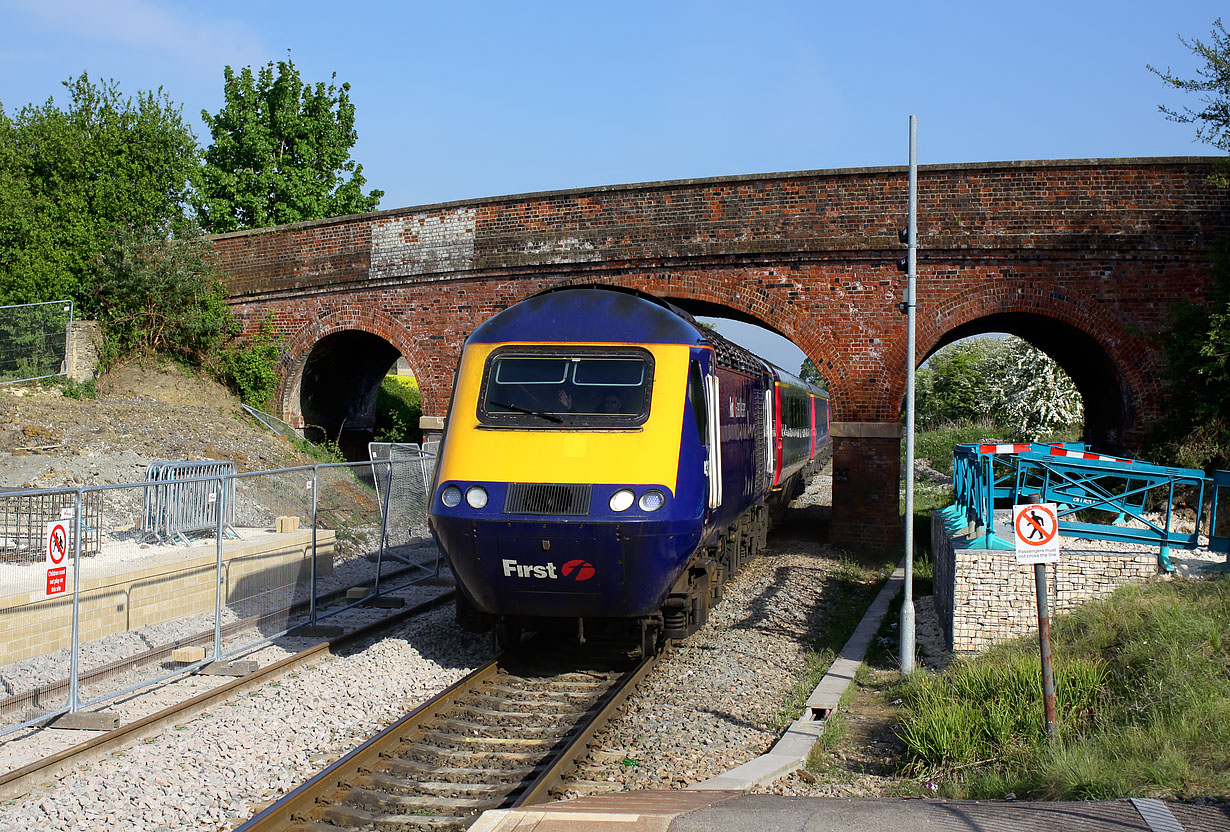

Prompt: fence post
[373,460,394,597]
[68,488,83,714]
[213,475,225,662]
[310,465,319,625]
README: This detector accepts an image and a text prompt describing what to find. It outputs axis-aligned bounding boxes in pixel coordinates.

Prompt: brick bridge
[210,157,1229,550]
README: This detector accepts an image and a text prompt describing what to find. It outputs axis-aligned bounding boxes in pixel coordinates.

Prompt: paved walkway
[471,792,1229,832]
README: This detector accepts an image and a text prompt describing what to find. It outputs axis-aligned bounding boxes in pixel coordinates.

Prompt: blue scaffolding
[940,442,1230,570]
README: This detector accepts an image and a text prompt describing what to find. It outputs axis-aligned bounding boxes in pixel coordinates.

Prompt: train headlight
[638,489,666,512]
[609,489,635,512]
[440,485,462,507]
[465,485,489,509]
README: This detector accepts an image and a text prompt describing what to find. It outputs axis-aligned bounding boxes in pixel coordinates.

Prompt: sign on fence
[45,519,68,597]
[1014,503,1060,564]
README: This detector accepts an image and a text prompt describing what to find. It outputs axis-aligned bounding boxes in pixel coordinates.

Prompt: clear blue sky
[1,0,1224,368]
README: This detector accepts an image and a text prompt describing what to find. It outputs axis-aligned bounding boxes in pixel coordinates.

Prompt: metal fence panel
[0,487,79,733]
[368,446,439,589]
[216,467,318,658]
[67,479,223,712]
[0,299,73,385]
[142,461,236,541]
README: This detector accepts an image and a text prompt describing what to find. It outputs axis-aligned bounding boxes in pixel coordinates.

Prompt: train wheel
[495,620,523,651]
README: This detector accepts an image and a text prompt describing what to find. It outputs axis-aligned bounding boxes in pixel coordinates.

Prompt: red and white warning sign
[45,520,69,597]
[1013,503,1060,564]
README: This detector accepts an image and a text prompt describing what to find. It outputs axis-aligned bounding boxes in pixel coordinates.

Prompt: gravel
[0,601,492,831]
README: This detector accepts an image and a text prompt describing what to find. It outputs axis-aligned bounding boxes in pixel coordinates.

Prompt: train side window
[688,362,707,446]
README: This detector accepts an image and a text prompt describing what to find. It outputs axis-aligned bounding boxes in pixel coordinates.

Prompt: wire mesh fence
[0,457,440,737]
[0,300,73,385]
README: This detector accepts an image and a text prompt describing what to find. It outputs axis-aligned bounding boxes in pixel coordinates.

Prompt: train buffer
[941,442,1230,571]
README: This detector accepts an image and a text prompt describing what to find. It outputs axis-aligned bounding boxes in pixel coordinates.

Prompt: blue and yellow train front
[429,290,711,625]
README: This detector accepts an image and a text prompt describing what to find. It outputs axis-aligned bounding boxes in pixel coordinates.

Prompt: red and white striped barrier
[1047,447,1132,463]
[977,443,1032,454]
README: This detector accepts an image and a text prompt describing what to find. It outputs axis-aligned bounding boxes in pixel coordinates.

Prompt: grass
[892,577,1230,800]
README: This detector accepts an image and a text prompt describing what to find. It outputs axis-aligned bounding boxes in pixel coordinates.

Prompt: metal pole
[309,466,319,624]
[68,488,83,713]
[213,475,225,662]
[373,460,394,597]
[1035,562,1058,740]
[900,114,918,674]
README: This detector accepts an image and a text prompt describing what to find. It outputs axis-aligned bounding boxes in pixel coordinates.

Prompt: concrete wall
[933,512,1159,653]
[0,530,334,665]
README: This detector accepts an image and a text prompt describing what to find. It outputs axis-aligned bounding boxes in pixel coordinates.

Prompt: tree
[799,357,827,388]
[94,221,231,362]
[0,74,199,311]
[194,58,384,232]
[914,336,1083,438]
[1149,18,1230,184]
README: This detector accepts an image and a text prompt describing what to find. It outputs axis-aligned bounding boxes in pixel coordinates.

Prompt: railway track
[236,636,659,831]
[0,590,456,801]
[0,561,436,724]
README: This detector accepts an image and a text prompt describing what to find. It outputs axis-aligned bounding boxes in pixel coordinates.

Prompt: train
[427,285,829,654]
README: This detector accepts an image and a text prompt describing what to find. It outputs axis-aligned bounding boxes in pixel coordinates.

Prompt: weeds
[893,577,1230,799]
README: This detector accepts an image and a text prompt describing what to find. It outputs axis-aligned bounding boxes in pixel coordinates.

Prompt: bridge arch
[212,157,1227,548]
[895,283,1157,451]
[278,307,436,448]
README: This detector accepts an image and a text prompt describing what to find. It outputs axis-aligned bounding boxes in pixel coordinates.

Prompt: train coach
[428,286,828,653]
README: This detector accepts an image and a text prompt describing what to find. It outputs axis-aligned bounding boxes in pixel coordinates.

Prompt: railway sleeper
[428,717,577,739]
[450,703,601,725]
[317,801,482,830]
[377,756,544,782]
[398,742,553,764]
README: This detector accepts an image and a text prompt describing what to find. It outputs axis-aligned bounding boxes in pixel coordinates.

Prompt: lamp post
[900,115,918,674]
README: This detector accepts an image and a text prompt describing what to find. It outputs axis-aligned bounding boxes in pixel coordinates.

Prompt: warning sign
[1014,503,1060,564]
[45,520,69,597]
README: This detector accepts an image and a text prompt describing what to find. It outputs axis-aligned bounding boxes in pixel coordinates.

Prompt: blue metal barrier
[944,441,1229,571]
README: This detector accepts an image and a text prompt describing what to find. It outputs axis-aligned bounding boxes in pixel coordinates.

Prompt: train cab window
[478,347,653,428]
[687,362,707,446]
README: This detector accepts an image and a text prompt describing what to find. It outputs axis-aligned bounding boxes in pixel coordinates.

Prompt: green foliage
[194,56,383,233]
[916,337,1082,439]
[0,73,198,312]
[375,375,422,443]
[1146,231,1230,471]
[215,316,284,412]
[94,222,230,363]
[799,357,827,388]
[895,578,1230,799]
[1149,18,1230,184]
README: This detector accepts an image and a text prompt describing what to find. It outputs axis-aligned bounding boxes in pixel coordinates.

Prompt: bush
[214,316,283,412]
[375,375,422,443]
[94,222,230,365]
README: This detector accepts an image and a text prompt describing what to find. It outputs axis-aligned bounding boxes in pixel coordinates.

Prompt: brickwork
[208,157,1230,549]
[932,512,1159,653]
[0,531,334,665]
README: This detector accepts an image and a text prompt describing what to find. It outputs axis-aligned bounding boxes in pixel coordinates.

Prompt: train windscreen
[478,348,653,427]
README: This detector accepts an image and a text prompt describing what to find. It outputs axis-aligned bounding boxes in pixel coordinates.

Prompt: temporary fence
[142,460,237,542]
[941,441,1230,569]
[0,299,73,385]
[0,456,440,739]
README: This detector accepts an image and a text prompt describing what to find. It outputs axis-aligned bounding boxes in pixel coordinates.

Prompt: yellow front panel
[438,343,690,493]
